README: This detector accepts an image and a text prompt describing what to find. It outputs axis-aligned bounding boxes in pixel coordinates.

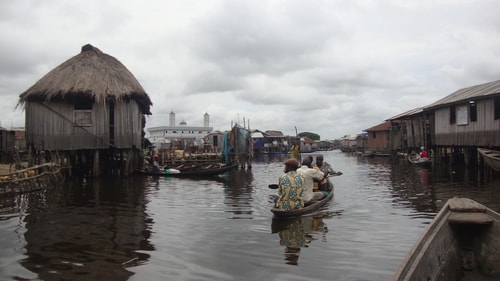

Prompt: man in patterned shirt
[275,158,305,210]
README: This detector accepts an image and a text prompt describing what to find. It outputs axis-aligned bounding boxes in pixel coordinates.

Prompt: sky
[1,0,500,140]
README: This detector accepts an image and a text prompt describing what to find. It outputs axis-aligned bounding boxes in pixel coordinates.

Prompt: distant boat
[137,163,238,177]
[392,197,500,281]
[477,147,500,172]
[408,153,431,165]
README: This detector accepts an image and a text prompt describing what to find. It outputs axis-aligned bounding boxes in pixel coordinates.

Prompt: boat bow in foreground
[392,197,500,281]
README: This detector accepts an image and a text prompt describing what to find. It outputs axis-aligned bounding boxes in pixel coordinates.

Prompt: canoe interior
[477,148,500,172]
[393,197,500,281]
[271,190,334,218]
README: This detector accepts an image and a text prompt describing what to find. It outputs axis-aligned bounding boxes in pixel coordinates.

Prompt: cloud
[1,0,500,139]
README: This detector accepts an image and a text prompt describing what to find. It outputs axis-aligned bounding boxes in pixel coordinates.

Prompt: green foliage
[298,132,320,140]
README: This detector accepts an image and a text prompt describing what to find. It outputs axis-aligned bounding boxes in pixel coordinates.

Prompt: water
[1,151,499,281]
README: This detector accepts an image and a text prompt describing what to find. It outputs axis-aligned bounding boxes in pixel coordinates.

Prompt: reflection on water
[6,177,154,281]
[1,150,499,281]
[272,213,342,266]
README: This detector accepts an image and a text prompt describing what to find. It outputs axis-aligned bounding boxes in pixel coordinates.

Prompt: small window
[457,105,468,125]
[469,101,477,122]
[74,110,93,126]
[372,132,376,139]
[450,105,456,124]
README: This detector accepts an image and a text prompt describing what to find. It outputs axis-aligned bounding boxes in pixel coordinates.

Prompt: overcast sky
[1,0,499,139]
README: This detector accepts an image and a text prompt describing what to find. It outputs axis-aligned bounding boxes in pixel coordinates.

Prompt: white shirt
[297,165,324,202]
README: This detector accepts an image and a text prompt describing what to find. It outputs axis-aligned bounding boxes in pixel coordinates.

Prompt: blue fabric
[222,131,231,165]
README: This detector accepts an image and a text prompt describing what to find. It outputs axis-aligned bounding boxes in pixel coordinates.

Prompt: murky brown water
[1,150,499,281]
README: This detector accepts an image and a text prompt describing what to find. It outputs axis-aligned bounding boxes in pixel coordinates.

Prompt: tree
[298,132,320,140]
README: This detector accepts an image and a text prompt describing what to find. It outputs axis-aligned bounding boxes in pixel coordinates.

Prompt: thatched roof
[18,44,152,114]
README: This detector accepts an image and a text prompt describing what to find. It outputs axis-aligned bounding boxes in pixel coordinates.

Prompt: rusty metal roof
[365,121,392,132]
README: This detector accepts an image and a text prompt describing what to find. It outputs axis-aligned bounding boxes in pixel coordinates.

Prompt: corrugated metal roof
[264,130,285,137]
[386,107,424,121]
[425,79,500,110]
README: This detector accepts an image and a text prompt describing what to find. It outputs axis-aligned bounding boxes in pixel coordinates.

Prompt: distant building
[364,121,393,156]
[340,134,358,152]
[148,112,213,150]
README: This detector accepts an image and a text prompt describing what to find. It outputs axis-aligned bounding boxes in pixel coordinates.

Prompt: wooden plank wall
[25,101,143,150]
[433,99,500,146]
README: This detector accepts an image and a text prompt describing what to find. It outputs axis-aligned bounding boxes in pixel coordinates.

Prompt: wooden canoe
[408,154,431,165]
[138,163,238,177]
[477,147,500,172]
[392,197,500,281]
[271,189,334,218]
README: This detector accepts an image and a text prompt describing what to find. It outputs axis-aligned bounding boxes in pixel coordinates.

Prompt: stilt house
[386,107,431,153]
[17,44,152,177]
[364,121,396,156]
[424,79,500,148]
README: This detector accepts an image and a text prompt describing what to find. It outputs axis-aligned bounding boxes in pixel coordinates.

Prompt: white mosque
[147,111,213,149]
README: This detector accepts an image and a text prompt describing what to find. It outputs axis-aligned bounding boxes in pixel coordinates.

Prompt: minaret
[169,111,175,127]
[203,112,209,127]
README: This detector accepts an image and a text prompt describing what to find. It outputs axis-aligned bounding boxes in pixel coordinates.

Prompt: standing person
[297,157,326,205]
[291,143,300,161]
[314,154,341,191]
[152,155,161,173]
[275,158,305,211]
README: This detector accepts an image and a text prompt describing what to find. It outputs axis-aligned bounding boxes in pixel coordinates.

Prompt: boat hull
[271,190,334,218]
[477,148,500,172]
[138,163,238,177]
[408,155,431,165]
[392,197,500,281]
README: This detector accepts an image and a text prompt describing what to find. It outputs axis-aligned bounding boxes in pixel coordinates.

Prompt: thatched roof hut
[17,44,154,156]
[18,44,152,114]
[17,44,154,175]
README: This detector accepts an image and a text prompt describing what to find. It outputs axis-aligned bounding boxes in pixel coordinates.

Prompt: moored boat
[138,163,238,177]
[392,197,500,281]
[271,189,334,218]
[477,147,500,172]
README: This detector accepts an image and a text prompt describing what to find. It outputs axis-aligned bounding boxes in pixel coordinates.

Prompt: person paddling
[314,154,341,191]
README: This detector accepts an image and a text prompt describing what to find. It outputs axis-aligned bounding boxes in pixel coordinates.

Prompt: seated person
[297,157,326,205]
[419,146,429,158]
[314,154,339,191]
[275,158,305,210]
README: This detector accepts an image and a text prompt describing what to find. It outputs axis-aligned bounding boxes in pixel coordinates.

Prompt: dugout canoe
[408,154,432,165]
[271,188,334,218]
[392,197,500,281]
[477,147,500,172]
[138,163,238,177]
